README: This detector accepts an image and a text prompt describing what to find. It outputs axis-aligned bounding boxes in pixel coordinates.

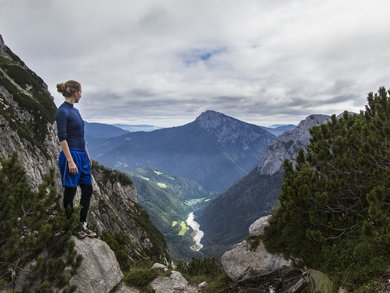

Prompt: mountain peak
[296,114,330,130]
[195,110,234,129]
[197,110,226,119]
[258,113,330,176]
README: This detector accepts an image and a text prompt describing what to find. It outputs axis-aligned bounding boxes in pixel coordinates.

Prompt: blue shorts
[58,148,92,187]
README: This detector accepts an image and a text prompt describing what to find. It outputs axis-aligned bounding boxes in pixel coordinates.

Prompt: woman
[56,80,96,239]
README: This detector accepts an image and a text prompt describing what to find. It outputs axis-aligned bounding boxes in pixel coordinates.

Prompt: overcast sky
[1,0,390,127]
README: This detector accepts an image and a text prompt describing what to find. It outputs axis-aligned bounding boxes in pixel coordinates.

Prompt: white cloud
[1,0,390,127]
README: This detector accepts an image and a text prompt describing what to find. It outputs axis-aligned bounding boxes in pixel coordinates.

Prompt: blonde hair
[56,80,81,98]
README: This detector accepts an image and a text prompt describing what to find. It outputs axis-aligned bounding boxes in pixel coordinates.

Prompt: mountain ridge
[258,114,330,175]
[87,110,276,192]
[84,121,129,138]
[113,123,160,132]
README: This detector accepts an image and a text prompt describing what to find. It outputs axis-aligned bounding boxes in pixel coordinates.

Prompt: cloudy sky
[1,0,390,127]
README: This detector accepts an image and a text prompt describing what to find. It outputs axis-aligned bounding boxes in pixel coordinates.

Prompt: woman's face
[75,88,82,103]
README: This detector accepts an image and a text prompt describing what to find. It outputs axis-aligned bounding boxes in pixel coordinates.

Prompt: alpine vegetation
[0,154,81,291]
[262,87,390,291]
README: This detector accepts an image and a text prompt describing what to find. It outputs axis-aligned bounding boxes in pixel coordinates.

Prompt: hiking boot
[76,229,87,239]
[81,222,97,238]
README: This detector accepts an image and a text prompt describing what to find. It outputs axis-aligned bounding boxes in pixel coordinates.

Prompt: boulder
[70,236,123,292]
[222,215,291,281]
[222,240,291,281]
[249,215,272,237]
[150,271,188,293]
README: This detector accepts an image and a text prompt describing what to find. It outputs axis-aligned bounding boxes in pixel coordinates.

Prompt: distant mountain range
[196,114,330,257]
[113,124,160,132]
[86,110,276,193]
[84,121,129,138]
[260,124,296,136]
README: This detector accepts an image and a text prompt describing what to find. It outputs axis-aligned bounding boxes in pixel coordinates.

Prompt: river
[186,212,204,251]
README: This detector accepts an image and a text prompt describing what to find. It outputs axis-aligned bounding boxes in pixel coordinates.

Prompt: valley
[84,112,331,259]
[84,113,291,259]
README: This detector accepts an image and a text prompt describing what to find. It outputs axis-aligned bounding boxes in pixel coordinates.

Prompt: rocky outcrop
[0,34,60,190]
[89,163,170,262]
[0,112,59,190]
[12,237,124,293]
[70,237,123,292]
[258,114,330,175]
[149,265,203,293]
[221,215,291,281]
[222,241,291,282]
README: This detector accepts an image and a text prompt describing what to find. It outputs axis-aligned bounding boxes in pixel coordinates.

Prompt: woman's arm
[60,140,78,174]
[85,148,92,166]
[85,147,92,166]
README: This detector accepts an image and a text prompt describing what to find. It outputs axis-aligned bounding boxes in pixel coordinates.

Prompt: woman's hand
[68,161,78,174]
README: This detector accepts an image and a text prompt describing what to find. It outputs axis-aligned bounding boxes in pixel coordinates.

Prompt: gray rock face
[0,66,60,191]
[0,116,60,190]
[258,114,330,175]
[151,271,189,293]
[89,166,170,262]
[70,237,123,293]
[222,216,291,281]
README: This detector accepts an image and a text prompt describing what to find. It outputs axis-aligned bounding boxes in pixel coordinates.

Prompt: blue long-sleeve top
[55,102,85,149]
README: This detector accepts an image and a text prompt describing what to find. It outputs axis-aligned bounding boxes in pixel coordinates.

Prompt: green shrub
[124,267,158,289]
[176,257,223,278]
[101,231,134,271]
[176,257,228,292]
[262,87,390,290]
[0,153,81,291]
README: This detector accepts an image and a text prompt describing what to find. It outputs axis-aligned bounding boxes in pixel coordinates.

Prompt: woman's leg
[63,186,77,219]
[79,184,93,223]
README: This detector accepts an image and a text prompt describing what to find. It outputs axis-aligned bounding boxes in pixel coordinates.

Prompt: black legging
[63,184,93,223]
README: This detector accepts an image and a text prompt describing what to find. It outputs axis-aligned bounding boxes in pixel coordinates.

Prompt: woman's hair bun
[56,83,66,93]
[57,80,81,97]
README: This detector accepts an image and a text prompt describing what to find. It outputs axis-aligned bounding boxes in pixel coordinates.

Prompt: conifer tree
[0,153,81,291]
[263,87,390,290]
